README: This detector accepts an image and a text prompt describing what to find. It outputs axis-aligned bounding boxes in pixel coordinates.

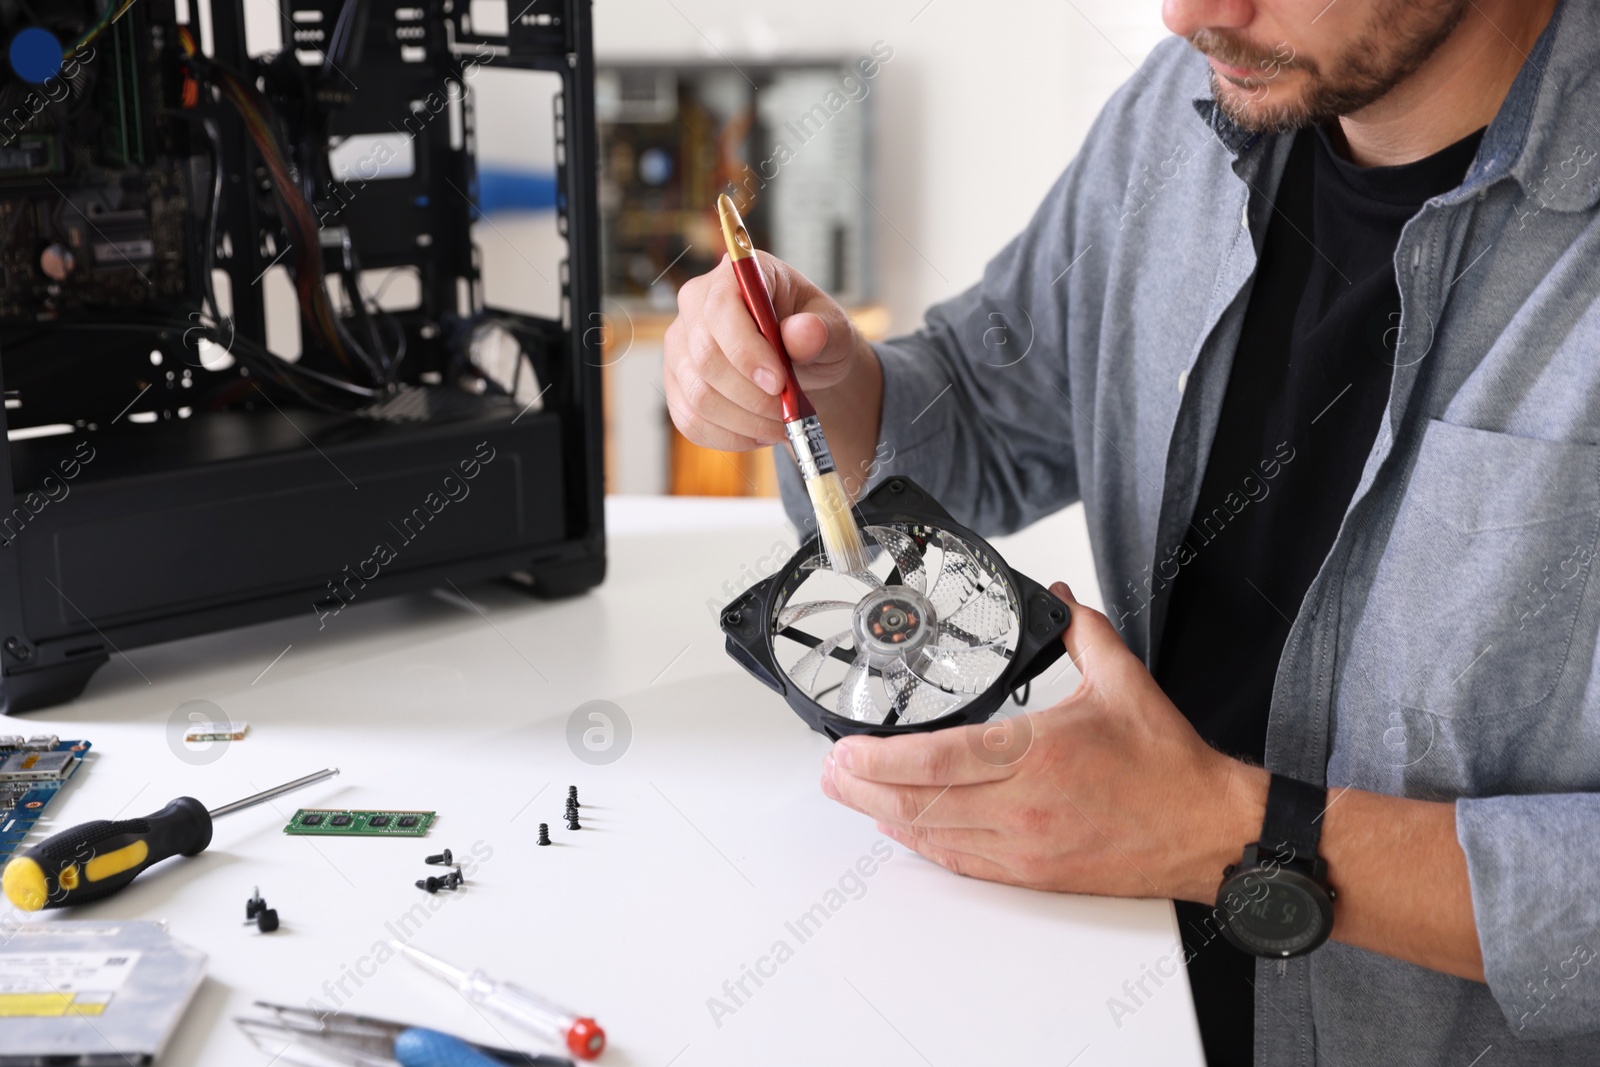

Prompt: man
[663,0,1600,1062]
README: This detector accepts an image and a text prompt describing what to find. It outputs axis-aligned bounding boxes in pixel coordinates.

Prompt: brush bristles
[807,471,871,575]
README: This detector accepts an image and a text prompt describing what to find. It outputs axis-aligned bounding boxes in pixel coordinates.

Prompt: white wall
[595,0,1174,332]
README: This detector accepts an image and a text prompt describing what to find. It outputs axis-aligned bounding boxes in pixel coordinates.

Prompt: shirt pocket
[1358,419,1600,719]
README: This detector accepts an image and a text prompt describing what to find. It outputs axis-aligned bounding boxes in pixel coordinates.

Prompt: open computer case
[0,0,604,710]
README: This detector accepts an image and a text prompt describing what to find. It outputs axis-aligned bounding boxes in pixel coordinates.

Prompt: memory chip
[284,809,435,837]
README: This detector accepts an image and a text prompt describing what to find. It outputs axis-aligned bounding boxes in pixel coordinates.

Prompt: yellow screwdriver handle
[2,797,213,911]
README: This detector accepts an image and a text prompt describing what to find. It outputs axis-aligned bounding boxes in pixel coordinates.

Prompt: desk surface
[0,497,1203,1067]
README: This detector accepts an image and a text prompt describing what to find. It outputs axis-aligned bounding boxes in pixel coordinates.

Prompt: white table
[0,497,1204,1066]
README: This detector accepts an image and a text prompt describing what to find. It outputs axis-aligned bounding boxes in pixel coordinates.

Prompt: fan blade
[914,639,1010,695]
[882,658,962,724]
[865,525,927,592]
[799,553,881,589]
[939,581,1014,645]
[836,651,880,722]
[777,599,856,630]
[792,629,853,693]
[927,532,985,617]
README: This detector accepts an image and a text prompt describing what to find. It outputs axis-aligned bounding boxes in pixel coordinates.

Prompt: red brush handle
[729,254,812,423]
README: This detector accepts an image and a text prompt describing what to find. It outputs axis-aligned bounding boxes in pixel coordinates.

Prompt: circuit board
[284,809,436,837]
[0,0,198,323]
[0,736,91,863]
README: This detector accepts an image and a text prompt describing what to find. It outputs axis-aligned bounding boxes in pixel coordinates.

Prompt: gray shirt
[777,3,1600,1062]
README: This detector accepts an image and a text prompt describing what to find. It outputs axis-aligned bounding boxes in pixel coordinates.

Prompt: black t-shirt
[1154,122,1485,1067]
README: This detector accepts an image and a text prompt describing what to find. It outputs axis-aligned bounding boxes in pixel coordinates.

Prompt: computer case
[0,0,605,711]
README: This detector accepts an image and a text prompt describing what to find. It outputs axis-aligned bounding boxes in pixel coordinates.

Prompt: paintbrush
[715,194,870,575]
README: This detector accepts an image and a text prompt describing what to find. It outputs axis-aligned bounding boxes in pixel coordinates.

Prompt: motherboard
[0,0,197,323]
[0,735,91,863]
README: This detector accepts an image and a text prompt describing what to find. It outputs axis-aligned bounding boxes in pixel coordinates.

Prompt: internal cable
[66,0,138,59]
[176,26,397,389]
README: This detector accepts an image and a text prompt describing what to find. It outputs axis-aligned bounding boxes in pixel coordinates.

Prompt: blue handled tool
[394,1028,507,1067]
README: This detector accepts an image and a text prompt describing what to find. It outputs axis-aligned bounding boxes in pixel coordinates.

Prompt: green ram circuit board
[0,736,91,863]
[283,808,436,836]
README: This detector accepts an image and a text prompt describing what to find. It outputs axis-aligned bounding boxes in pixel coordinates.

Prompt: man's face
[1163,0,1469,132]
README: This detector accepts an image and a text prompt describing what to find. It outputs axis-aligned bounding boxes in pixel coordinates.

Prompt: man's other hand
[821,581,1270,904]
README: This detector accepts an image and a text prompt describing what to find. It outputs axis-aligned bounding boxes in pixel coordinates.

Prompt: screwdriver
[2,768,339,912]
[397,942,607,1060]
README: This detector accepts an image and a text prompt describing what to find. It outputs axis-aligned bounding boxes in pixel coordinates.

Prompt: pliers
[237,1002,575,1067]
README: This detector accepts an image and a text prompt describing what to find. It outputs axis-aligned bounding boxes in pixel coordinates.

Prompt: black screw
[450,866,464,887]
[537,823,551,846]
[256,908,280,933]
[425,849,453,866]
[568,786,579,805]
[887,479,905,493]
[567,816,581,831]
[246,886,265,920]
[415,877,442,894]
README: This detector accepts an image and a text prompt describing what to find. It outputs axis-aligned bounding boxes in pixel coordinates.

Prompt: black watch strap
[1260,774,1326,860]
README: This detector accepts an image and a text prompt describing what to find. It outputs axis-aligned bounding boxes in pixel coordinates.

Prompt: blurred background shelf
[460,0,1172,502]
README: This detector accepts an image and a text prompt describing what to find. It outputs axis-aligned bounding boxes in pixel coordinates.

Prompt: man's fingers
[875,821,1002,854]
[668,357,785,446]
[876,826,1015,883]
[1052,580,1134,683]
[702,269,789,397]
[824,766,969,827]
[831,727,1014,787]
[780,311,831,364]
[662,365,770,452]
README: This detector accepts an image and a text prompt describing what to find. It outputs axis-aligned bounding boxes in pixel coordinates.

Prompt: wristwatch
[1217,773,1337,958]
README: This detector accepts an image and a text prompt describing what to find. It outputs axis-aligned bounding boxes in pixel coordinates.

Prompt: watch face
[1221,869,1333,957]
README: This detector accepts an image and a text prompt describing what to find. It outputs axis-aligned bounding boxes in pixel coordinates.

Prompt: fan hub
[852,586,936,661]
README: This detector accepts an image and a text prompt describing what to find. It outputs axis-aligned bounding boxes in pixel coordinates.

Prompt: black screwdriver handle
[1,797,213,911]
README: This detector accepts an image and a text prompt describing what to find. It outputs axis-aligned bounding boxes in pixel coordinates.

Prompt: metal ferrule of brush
[786,416,838,479]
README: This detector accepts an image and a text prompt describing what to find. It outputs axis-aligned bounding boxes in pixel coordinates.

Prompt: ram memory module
[283,808,436,836]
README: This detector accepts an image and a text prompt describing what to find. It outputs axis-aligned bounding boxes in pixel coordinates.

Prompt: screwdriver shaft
[208,767,340,819]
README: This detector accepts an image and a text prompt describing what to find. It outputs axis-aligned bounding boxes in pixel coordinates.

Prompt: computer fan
[720,476,1072,739]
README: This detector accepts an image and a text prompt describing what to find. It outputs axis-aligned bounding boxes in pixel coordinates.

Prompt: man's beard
[1194,0,1469,134]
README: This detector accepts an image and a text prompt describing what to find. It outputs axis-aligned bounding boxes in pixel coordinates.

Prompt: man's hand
[664,251,871,453]
[821,582,1268,904]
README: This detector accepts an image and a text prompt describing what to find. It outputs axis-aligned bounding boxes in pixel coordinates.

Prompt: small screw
[415,877,442,894]
[537,823,551,846]
[246,886,265,920]
[567,816,581,831]
[425,849,453,866]
[450,866,464,887]
[256,908,280,933]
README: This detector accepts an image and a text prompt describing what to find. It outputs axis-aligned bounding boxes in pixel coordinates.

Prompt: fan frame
[720,476,1073,739]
